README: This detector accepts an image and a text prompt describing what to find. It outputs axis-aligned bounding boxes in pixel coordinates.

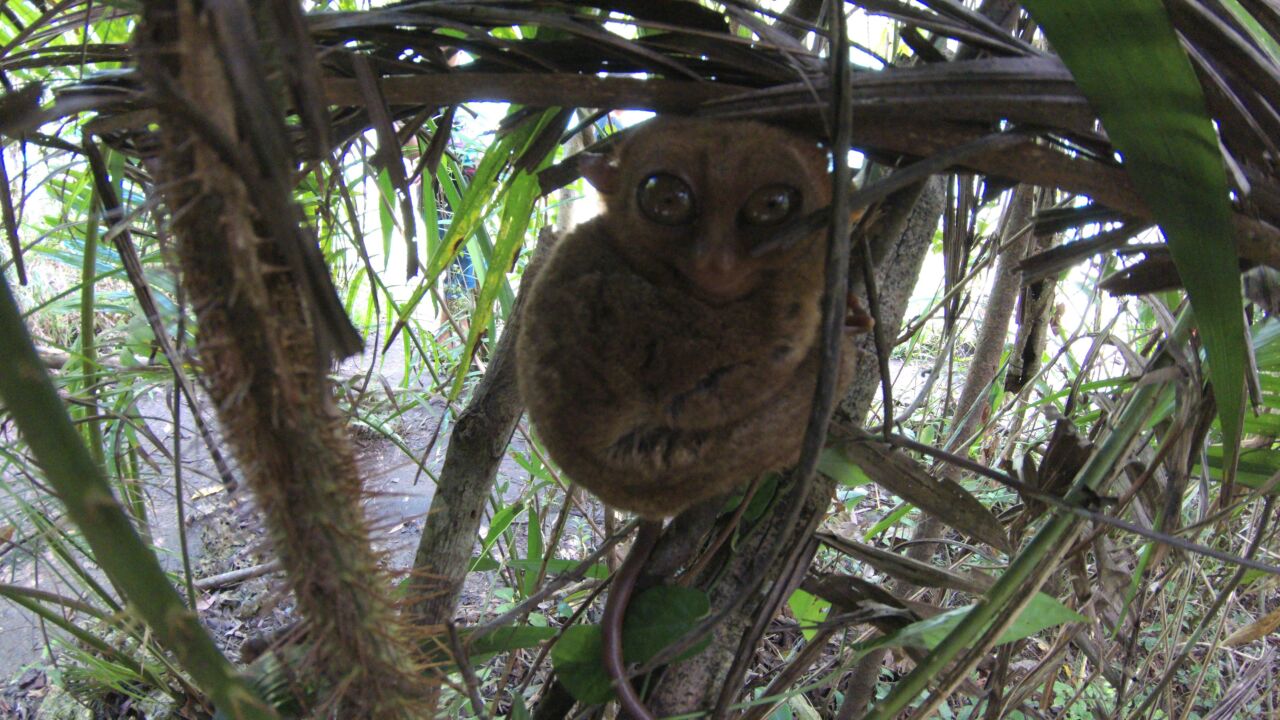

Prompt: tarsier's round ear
[804,137,835,172]
[579,152,621,195]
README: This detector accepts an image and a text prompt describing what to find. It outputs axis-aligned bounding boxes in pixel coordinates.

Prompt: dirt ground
[0,338,538,716]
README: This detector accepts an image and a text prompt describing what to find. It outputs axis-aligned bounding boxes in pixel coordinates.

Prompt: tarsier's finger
[846,292,875,334]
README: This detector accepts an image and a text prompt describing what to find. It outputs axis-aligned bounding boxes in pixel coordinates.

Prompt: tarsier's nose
[687,244,751,301]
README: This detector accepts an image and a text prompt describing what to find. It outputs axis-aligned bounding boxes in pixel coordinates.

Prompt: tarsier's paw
[605,425,707,473]
[845,292,875,334]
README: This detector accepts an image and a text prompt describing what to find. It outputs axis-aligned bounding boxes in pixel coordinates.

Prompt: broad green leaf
[1022,0,1246,473]
[551,626,613,705]
[787,588,831,642]
[723,473,778,526]
[552,586,710,704]
[621,585,710,662]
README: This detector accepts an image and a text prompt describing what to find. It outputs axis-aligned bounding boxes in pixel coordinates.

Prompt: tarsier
[516,118,869,718]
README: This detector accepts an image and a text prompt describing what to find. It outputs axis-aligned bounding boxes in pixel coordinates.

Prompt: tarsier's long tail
[602,520,664,720]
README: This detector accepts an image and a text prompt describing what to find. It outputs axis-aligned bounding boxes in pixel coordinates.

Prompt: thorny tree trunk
[650,178,947,715]
[138,4,428,717]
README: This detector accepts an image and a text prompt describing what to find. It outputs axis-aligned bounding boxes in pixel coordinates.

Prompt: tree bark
[410,231,556,624]
[905,185,1036,567]
[952,186,1036,451]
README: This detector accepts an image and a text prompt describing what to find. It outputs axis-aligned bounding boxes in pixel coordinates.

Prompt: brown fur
[517,119,858,519]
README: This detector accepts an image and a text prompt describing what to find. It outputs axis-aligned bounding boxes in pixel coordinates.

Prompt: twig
[876,430,1280,576]
[193,561,283,591]
[447,621,490,720]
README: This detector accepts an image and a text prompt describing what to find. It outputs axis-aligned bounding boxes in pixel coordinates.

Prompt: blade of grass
[447,168,541,400]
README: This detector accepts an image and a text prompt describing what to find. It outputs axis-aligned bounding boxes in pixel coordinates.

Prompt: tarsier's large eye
[740,184,801,226]
[637,173,696,225]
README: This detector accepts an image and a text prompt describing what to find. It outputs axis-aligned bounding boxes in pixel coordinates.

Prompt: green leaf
[551,586,710,705]
[470,556,610,578]
[788,695,822,720]
[863,502,912,541]
[523,505,544,597]
[861,592,1085,654]
[421,624,558,668]
[375,168,396,264]
[787,588,831,642]
[1250,318,1280,369]
[509,696,532,720]
[1199,446,1280,492]
[1220,0,1280,63]
[1022,0,1246,473]
[526,507,544,564]
[622,586,710,662]
[469,556,500,572]
[506,557,610,580]
[818,447,872,487]
[469,501,523,572]
[389,107,554,342]
[550,626,613,705]
[723,473,778,525]
[447,168,540,400]
[468,625,557,659]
